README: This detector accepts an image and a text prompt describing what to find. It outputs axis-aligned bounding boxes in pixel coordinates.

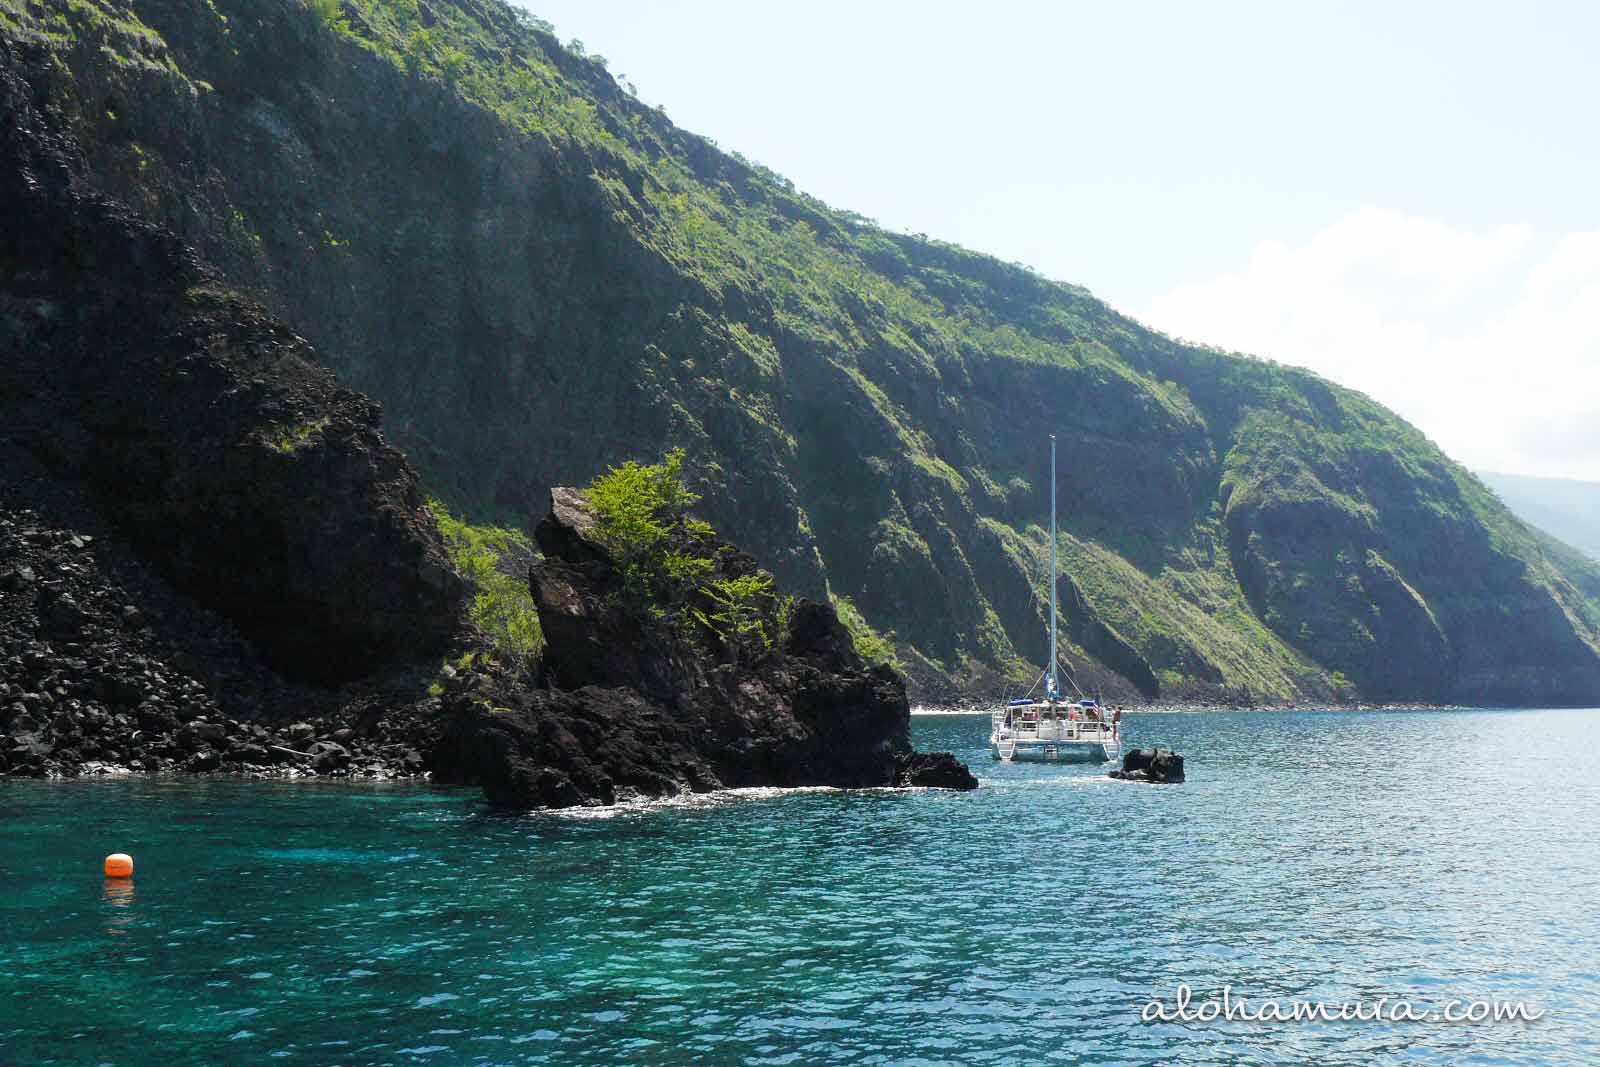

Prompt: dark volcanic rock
[309,741,351,774]
[432,490,977,809]
[1109,746,1186,784]
[894,752,980,790]
[35,590,89,638]
[0,39,465,683]
[432,685,708,809]
[0,43,468,780]
[0,26,963,796]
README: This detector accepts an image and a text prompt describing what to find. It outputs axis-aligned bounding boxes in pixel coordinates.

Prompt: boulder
[192,719,227,744]
[174,725,209,752]
[1109,746,1185,784]
[896,751,980,790]
[0,565,34,591]
[309,740,350,773]
[229,742,270,765]
[6,731,50,769]
[35,590,88,637]
[97,673,145,707]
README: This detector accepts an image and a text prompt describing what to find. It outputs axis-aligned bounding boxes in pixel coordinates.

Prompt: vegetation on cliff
[830,596,899,671]
[427,500,542,668]
[5,0,1600,704]
[585,450,782,660]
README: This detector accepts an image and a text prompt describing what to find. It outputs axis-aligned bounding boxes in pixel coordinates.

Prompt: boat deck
[990,701,1122,763]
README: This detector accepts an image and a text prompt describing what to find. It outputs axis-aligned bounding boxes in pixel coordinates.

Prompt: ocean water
[2,708,1598,1066]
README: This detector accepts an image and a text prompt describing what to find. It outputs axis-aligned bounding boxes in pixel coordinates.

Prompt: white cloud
[1136,208,1600,481]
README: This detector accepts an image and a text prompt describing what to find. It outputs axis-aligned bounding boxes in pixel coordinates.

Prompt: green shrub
[428,499,543,667]
[584,450,778,658]
[587,448,697,552]
[305,0,346,32]
[586,448,707,601]
[440,46,468,82]
[693,573,776,650]
[266,417,330,454]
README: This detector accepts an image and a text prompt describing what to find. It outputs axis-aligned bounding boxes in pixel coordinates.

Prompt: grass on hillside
[830,595,899,670]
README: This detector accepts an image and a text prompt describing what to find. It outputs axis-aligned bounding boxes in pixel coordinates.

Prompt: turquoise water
[3,708,1598,1066]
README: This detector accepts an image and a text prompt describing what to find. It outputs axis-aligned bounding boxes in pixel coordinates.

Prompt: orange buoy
[104,853,134,878]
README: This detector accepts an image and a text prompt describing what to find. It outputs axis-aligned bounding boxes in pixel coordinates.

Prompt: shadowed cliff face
[0,35,464,682]
[7,0,1600,704]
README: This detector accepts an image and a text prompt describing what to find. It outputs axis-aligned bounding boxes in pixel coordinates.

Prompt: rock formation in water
[1108,747,1185,784]
[429,489,976,808]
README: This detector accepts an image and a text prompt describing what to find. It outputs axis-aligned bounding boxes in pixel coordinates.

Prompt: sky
[516,1,1600,481]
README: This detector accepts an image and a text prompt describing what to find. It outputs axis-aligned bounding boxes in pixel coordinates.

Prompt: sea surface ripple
[2,708,1597,1065]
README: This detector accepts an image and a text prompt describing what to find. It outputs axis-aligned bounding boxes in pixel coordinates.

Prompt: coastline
[909,701,1574,715]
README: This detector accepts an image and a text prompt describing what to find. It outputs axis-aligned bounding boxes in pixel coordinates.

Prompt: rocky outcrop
[430,490,977,808]
[0,466,440,778]
[1109,746,1185,784]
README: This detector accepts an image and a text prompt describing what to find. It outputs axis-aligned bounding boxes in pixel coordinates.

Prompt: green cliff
[5,0,1599,704]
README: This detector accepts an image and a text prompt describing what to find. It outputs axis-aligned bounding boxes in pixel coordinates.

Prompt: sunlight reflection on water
[1,707,1596,1066]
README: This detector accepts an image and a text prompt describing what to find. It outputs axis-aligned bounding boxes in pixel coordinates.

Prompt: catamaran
[989,435,1122,764]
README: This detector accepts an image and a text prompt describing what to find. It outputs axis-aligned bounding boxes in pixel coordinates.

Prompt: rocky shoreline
[0,459,978,801]
[0,459,441,781]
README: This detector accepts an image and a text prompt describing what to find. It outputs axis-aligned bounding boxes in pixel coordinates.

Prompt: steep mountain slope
[7,0,1599,704]
[0,24,967,796]
[1478,472,1600,562]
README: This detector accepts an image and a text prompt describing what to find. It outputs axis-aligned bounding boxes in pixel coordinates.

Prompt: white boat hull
[990,701,1121,765]
[992,738,1112,763]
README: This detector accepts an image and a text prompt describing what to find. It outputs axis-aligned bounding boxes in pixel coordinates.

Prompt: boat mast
[1048,434,1058,702]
